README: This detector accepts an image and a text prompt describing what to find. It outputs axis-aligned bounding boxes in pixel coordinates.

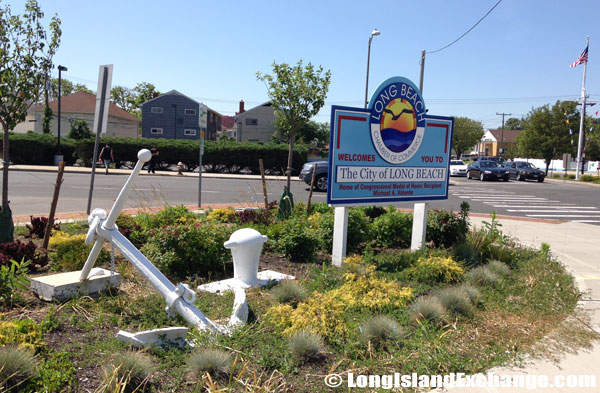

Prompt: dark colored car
[299,160,328,191]
[467,160,510,181]
[475,156,506,166]
[504,161,545,182]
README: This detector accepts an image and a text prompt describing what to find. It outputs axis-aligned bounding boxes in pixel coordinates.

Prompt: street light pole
[364,29,380,109]
[56,65,67,165]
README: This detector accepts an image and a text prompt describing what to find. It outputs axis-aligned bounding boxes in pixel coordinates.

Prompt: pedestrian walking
[148,146,159,174]
[98,143,114,175]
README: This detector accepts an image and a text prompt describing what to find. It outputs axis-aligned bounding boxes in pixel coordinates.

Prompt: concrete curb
[544,177,600,188]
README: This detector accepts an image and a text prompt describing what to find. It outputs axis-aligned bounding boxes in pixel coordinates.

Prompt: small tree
[68,119,92,139]
[0,0,61,241]
[42,105,53,134]
[257,61,331,189]
[452,117,484,159]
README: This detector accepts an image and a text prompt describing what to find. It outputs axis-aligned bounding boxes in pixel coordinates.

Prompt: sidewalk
[432,217,600,392]
[5,164,300,182]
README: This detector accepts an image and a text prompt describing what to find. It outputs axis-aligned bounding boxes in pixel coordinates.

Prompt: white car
[450,160,468,176]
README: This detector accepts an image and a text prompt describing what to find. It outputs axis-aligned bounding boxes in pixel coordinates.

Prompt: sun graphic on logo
[380,98,416,132]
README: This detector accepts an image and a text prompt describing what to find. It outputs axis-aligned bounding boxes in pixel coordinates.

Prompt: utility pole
[575,100,596,175]
[496,112,511,157]
[419,50,426,93]
[575,36,590,180]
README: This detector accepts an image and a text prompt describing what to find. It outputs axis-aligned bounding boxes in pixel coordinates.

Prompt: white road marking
[572,220,600,223]
[526,214,600,218]
[489,205,589,208]
[456,196,546,199]
[507,209,599,213]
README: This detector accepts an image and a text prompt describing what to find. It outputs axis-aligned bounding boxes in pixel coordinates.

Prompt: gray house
[235,101,277,143]
[141,90,216,140]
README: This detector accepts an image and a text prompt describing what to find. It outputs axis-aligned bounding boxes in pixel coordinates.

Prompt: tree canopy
[451,117,484,159]
[111,82,160,119]
[0,0,61,239]
[504,117,523,130]
[257,60,331,189]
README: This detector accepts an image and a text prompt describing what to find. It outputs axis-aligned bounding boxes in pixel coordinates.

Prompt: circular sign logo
[369,77,426,164]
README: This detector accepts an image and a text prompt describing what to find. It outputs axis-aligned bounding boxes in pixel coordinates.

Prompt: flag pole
[576,36,589,180]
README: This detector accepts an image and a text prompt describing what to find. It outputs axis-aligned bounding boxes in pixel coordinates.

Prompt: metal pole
[86,66,109,215]
[419,50,426,93]
[198,131,204,208]
[259,158,268,209]
[496,112,511,156]
[364,36,373,109]
[576,36,590,181]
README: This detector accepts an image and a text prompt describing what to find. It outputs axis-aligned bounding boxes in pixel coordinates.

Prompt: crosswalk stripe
[572,220,600,223]
[487,205,589,208]
[507,209,599,213]
[526,214,600,218]
[456,196,545,199]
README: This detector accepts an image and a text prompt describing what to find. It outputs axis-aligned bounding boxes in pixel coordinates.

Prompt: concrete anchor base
[30,268,121,302]
[116,327,189,348]
[197,270,295,294]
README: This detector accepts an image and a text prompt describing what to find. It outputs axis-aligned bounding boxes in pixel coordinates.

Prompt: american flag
[569,46,589,68]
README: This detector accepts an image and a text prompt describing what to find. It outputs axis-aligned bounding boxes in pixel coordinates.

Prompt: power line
[427,0,503,54]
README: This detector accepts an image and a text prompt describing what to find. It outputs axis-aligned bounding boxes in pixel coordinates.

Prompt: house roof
[487,129,522,143]
[141,89,202,105]
[30,91,139,122]
[235,102,273,119]
[221,115,236,128]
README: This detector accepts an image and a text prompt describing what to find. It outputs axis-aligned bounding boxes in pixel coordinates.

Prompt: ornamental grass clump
[0,346,39,392]
[102,351,154,393]
[360,315,404,346]
[487,260,511,277]
[410,296,446,325]
[272,281,307,306]
[187,349,232,379]
[437,287,474,318]
[459,284,482,306]
[466,266,502,287]
[403,256,464,284]
[288,331,324,362]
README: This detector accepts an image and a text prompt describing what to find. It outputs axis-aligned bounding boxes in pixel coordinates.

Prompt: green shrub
[410,296,446,324]
[275,218,319,262]
[141,221,232,279]
[367,250,422,273]
[102,351,154,393]
[36,351,77,393]
[288,331,323,362]
[465,266,501,287]
[359,205,387,221]
[0,319,44,351]
[116,213,142,245]
[552,173,562,178]
[135,205,197,231]
[308,202,332,215]
[402,256,464,284]
[360,315,404,346]
[206,208,237,223]
[436,287,474,318]
[48,232,109,271]
[487,260,511,277]
[426,204,470,248]
[0,346,39,391]
[0,259,30,307]
[316,208,372,253]
[580,174,596,182]
[371,208,412,248]
[567,174,576,180]
[187,349,231,379]
[271,281,307,306]
[0,133,77,165]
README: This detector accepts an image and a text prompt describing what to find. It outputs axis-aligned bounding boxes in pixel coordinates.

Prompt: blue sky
[8,0,600,129]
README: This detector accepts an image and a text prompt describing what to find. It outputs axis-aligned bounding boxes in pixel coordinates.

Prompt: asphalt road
[6,170,600,225]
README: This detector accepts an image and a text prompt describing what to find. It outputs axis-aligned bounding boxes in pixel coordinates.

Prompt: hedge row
[0,133,308,174]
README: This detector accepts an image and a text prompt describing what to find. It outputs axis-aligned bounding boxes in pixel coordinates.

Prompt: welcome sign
[327,76,454,206]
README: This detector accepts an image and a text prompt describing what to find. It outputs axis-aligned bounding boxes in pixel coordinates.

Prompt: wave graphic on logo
[380,128,416,153]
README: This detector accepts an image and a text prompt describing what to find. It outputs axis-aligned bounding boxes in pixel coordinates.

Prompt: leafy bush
[360,315,404,346]
[359,205,387,221]
[0,346,39,392]
[141,221,231,279]
[316,208,372,253]
[580,174,596,182]
[0,133,77,165]
[367,250,422,273]
[206,208,237,223]
[0,319,44,351]
[371,208,413,248]
[567,174,576,180]
[36,351,77,393]
[234,208,273,225]
[0,259,30,307]
[271,281,307,306]
[135,205,197,231]
[0,239,47,269]
[465,266,501,287]
[426,203,470,248]
[410,296,446,324]
[288,331,323,362]
[402,256,464,284]
[187,349,232,379]
[436,287,474,318]
[307,202,331,215]
[48,232,109,271]
[102,351,154,393]
[275,218,319,262]
[116,213,142,244]
[26,216,59,238]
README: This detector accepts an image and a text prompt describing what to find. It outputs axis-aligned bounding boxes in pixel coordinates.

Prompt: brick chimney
[152,92,159,99]
[238,100,245,114]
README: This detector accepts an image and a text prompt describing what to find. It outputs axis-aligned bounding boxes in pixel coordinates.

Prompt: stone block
[30,268,121,302]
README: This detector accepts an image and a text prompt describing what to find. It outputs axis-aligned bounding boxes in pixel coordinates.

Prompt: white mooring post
[332,206,349,266]
[411,202,429,251]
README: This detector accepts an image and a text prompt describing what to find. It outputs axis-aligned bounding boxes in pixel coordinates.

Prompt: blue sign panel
[327,76,454,206]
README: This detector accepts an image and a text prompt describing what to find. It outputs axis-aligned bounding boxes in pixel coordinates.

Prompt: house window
[151,107,163,114]
[184,129,196,136]
[246,118,258,126]
[151,128,163,135]
[184,109,196,115]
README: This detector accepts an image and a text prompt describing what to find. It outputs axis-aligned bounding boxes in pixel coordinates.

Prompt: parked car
[504,161,545,182]
[474,156,506,166]
[299,160,328,191]
[467,160,510,181]
[449,160,468,176]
